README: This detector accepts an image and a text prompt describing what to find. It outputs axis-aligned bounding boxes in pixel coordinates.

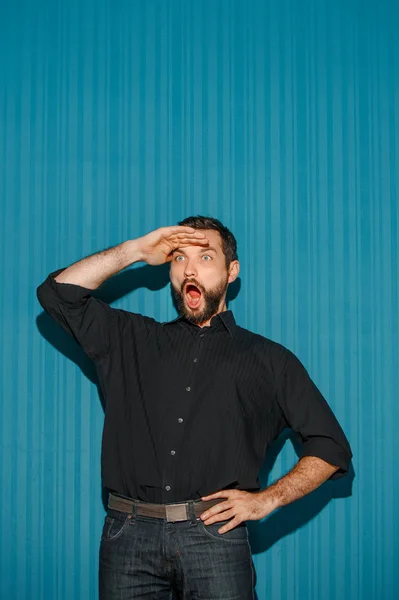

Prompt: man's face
[169,229,239,325]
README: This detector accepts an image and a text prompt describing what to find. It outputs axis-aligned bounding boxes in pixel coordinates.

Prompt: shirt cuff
[300,437,352,480]
[46,268,95,303]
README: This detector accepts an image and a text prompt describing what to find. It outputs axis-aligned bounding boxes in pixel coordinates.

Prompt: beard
[171,276,229,325]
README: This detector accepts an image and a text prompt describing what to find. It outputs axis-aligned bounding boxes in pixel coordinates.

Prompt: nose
[184,259,198,278]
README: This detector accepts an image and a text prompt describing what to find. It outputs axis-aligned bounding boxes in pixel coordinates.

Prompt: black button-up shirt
[37,268,352,503]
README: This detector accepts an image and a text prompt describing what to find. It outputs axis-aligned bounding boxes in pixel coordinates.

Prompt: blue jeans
[99,504,256,599]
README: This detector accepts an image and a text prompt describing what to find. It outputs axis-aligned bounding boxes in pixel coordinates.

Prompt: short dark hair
[178,215,238,266]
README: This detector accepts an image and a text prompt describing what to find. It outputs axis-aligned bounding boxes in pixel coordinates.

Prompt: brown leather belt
[108,492,224,523]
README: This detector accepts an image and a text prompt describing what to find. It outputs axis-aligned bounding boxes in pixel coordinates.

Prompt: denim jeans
[99,504,256,599]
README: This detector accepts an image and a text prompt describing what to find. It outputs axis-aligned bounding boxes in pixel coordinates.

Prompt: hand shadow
[247,431,355,555]
[36,264,242,510]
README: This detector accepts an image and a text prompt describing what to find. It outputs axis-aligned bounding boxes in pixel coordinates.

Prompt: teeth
[186,294,200,307]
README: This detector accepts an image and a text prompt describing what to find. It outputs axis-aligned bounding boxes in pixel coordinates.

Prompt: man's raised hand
[137,226,209,266]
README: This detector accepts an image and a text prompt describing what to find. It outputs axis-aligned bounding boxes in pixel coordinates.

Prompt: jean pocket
[101,514,132,543]
[198,519,248,544]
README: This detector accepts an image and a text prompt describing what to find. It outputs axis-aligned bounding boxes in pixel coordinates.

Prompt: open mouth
[185,283,202,309]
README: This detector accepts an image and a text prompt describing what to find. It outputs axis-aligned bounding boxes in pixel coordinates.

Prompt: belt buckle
[165,503,189,522]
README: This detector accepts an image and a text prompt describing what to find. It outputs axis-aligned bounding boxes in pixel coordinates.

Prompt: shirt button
[186,386,191,391]
[170,450,176,456]
[178,418,183,423]
[200,334,204,338]
[193,358,198,363]
[165,485,171,491]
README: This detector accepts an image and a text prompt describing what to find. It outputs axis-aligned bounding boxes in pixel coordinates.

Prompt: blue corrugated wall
[1,0,398,598]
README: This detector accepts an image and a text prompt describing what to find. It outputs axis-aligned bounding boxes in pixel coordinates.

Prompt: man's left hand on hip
[200,489,276,534]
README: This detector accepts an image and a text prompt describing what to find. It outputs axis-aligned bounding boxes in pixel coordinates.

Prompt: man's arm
[52,239,144,289]
[200,344,352,534]
[200,456,338,533]
[37,226,210,360]
[52,226,209,289]
[261,455,339,508]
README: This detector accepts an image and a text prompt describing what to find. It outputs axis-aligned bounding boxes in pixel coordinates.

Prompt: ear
[227,260,240,284]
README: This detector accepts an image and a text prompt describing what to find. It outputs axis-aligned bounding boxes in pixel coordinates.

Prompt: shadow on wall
[36,263,353,550]
[37,264,176,405]
[248,431,355,555]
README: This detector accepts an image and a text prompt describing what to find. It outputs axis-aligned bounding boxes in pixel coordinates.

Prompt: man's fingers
[177,230,207,237]
[172,235,209,244]
[167,237,210,253]
[218,517,242,534]
[201,490,237,501]
[173,239,210,248]
[201,492,225,501]
[202,508,235,526]
[200,501,231,522]
[165,226,195,234]
[166,226,206,237]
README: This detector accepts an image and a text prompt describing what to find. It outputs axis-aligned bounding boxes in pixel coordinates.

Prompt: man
[37,215,352,599]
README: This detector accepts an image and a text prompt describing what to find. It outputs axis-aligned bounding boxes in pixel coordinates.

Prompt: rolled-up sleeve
[274,348,352,479]
[36,268,118,361]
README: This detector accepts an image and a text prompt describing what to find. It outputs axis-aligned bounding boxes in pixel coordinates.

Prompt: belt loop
[131,499,138,523]
[188,500,196,525]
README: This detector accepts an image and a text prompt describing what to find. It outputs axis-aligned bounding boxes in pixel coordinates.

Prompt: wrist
[258,486,282,513]
[121,239,145,266]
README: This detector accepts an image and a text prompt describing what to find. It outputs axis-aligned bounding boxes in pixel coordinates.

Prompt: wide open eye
[202,255,212,261]
[175,255,185,262]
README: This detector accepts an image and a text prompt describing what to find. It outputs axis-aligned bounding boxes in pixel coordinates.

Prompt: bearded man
[37,215,352,599]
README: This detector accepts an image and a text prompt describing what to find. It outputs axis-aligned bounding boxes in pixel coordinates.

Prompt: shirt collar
[162,310,236,337]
